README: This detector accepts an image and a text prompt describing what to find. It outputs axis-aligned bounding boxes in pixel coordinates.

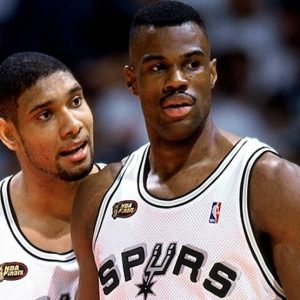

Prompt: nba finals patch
[0,262,28,282]
[112,200,138,219]
[209,202,222,224]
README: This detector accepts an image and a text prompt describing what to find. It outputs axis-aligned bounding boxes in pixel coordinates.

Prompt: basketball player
[0,51,105,299]
[71,1,300,299]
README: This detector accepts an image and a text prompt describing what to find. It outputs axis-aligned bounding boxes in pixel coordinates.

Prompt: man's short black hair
[129,0,208,41]
[0,51,70,122]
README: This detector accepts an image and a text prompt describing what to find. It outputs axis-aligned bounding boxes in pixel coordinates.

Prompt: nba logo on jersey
[209,202,222,224]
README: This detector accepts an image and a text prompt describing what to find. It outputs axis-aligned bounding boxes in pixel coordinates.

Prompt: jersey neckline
[0,176,76,262]
[137,137,250,208]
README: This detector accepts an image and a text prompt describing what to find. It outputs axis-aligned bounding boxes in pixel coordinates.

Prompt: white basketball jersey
[0,162,106,300]
[93,138,286,299]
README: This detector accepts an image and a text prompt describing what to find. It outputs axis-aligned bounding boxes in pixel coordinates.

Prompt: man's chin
[58,163,94,182]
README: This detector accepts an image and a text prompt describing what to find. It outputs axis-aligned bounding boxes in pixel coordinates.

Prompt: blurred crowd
[0,0,299,177]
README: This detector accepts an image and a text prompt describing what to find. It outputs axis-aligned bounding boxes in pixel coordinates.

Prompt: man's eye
[187,60,201,70]
[38,111,51,121]
[152,64,165,72]
[72,96,82,107]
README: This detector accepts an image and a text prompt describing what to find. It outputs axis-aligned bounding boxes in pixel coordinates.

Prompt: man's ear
[0,118,18,151]
[124,65,138,95]
[210,58,218,89]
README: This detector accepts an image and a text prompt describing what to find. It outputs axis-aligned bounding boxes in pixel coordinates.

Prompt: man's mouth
[160,93,194,118]
[161,92,194,108]
[60,141,87,157]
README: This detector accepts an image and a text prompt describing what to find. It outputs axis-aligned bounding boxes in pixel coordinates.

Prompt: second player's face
[127,22,217,142]
[14,71,94,181]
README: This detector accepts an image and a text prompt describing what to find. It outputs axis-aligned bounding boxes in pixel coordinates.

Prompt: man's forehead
[130,23,210,61]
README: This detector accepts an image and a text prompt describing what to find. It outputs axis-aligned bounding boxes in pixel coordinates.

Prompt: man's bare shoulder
[251,153,300,298]
[253,152,299,194]
[79,161,123,197]
[72,161,123,237]
[251,152,300,234]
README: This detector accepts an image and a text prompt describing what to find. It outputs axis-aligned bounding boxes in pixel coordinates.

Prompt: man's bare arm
[71,163,123,300]
[251,153,300,299]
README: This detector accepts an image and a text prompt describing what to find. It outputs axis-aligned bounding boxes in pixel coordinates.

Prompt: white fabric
[93,138,285,299]
[0,162,105,299]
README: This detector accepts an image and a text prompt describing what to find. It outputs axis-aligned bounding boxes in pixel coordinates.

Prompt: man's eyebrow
[142,54,164,64]
[29,85,83,114]
[142,49,205,64]
[184,49,205,59]
[68,85,83,95]
[29,100,54,114]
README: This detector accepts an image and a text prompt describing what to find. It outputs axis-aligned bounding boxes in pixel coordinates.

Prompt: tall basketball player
[72,1,300,299]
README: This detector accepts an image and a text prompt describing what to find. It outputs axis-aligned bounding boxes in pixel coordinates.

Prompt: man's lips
[160,93,195,118]
[160,92,195,109]
[60,141,88,157]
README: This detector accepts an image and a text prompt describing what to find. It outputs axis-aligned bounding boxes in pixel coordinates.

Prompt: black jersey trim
[0,176,76,263]
[138,138,249,208]
[95,162,107,171]
[239,148,286,299]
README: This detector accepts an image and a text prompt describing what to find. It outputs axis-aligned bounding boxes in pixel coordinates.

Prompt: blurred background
[0,0,299,177]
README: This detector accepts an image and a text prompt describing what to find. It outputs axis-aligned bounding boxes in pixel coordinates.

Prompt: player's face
[125,22,217,142]
[13,71,94,181]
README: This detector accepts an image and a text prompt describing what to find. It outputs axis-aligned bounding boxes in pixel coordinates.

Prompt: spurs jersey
[93,138,286,299]
[0,163,106,300]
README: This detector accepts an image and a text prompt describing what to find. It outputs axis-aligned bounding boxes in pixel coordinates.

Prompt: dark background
[1,0,299,177]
